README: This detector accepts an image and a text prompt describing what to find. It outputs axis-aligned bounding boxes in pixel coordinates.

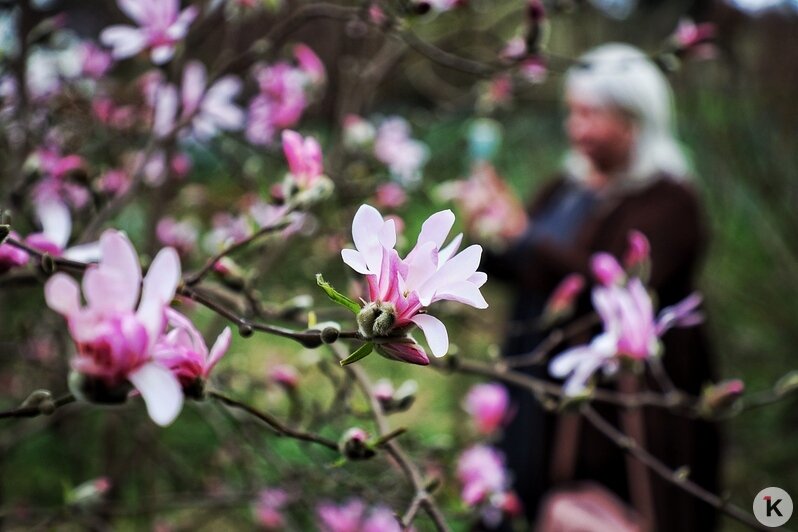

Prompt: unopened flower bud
[339,427,375,460]
[775,370,798,396]
[700,379,744,415]
[22,389,56,415]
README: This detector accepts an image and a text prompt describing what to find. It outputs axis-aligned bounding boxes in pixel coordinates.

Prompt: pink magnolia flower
[544,273,585,317]
[550,277,704,396]
[156,217,198,256]
[519,56,548,84]
[342,205,487,364]
[44,230,183,426]
[456,445,508,506]
[624,230,650,269]
[282,130,324,189]
[100,0,199,65]
[590,252,625,286]
[463,383,510,435]
[153,308,231,394]
[153,61,245,140]
[25,198,101,262]
[317,499,366,532]
[674,18,716,49]
[79,42,113,79]
[374,183,407,209]
[373,117,429,185]
[245,61,310,145]
[362,506,403,532]
[253,488,289,529]
[293,44,325,86]
[342,114,376,148]
[33,148,90,209]
[269,364,299,389]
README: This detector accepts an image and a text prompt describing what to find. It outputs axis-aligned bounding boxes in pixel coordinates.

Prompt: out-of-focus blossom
[79,41,113,79]
[317,499,366,532]
[550,245,706,395]
[463,383,510,435]
[269,364,299,389]
[92,97,138,130]
[456,445,509,506]
[623,229,650,270]
[590,252,625,286]
[700,379,745,414]
[26,198,101,262]
[0,231,30,273]
[32,148,90,209]
[203,213,253,253]
[245,45,324,145]
[100,0,199,65]
[66,476,112,507]
[153,308,231,396]
[153,61,245,140]
[343,114,376,149]
[341,205,487,364]
[44,230,183,425]
[373,117,429,186]
[253,488,289,529]
[97,169,131,196]
[156,217,199,256]
[673,18,716,50]
[374,183,407,209]
[282,130,324,189]
[519,56,548,84]
[544,273,585,319]
[362,506,402,532]
[338,427,374,460]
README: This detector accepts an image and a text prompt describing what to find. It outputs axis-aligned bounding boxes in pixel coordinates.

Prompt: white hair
[563,43,690,184]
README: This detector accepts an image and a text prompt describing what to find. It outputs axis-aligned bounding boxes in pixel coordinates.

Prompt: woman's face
[565,94,637,173]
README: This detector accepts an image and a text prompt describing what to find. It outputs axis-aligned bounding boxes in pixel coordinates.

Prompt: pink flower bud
[624,230,650,270]
[463,383,510,435]
[591,252,625,286]
[545,273,585,316]
[269,364,299,390]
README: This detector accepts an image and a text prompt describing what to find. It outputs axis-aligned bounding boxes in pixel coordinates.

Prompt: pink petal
[206,327,232,375]
[153,84,178,137]
[44,273,81,316]
[351,204,384,274]
[150,45,175,65]
[117,0,149,24]
[410,314,449,357]
[431,281,488,309]
[128,362,184,426]
[181,61,206,116]
[281,130,304,177]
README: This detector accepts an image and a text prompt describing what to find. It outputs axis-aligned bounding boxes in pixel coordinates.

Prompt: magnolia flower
[100,0,198,65]
[26,198,102,262]
[374,183,407,209]
[456,445,509,507]
[342,114,376,149]
[269,364,299,389]
[153,308,232,396]
[44,230,183,426]
[464,383,510,435]
[293,43,325,86]
[624,229,650,270]
[316,499,366,532]
[550,253,704,396]
[362,506,403,532]
[153,61,245,140]
[544,273,585,318]
[341,205,487,364]
[373,117,429,186]
[253,488,289,529]
[282,130,324,190]
[156,217,198,256]
[79,41,113,79]
[673,18,716,50]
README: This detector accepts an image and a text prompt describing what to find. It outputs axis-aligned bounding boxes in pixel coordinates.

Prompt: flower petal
[341,249,369,274]
[44,273,81,316]
[431,281,488,309]
[416,209,455,249]
[128,362,184,426]
[141,246,181,307]
[36,198,71,249]
[99,26,147,59]
[206,326,232,375]
[410,313,449,357]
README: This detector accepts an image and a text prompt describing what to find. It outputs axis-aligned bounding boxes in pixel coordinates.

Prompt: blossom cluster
[338,204,488,365]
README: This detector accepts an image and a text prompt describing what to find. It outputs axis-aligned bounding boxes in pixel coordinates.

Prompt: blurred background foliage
[1,0,797,530]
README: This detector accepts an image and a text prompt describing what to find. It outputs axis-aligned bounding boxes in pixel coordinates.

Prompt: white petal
[100,26,147,59]
[44,273,81,316]
[341,249,369,275]
[206,327,232,374]
[430,281,488,309]
[63,242,102,263]
[438,232,463,264]
[468,271,488,288]
[416,209,455,248]
[141,246,181,307]
[410,314,449,357]
[36,199,71,249]
[150,45,175,65]
[128,362,184,427]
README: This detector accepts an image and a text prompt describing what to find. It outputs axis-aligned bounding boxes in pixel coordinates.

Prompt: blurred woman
[470,43,721,531]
